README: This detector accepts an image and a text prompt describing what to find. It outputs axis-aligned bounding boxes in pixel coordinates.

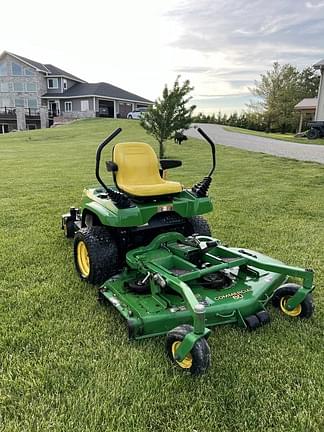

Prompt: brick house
[0,51,152,133]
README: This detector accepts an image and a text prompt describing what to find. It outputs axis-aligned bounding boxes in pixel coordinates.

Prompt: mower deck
[100,232,313,339]
[101,263,286,339]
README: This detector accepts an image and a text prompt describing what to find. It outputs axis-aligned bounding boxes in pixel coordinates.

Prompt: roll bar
[191,127,217,197]
[195,127,216,178]
[95,127,122,191]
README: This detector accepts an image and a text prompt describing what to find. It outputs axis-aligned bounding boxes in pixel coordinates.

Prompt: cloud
[192,93,258,114]
[173,66,210,73]
[195,92,251,98]
[306,1,324,8]
[167,0,324,77]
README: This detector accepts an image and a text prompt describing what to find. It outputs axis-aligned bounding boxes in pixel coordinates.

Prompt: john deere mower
[62,127,315,375]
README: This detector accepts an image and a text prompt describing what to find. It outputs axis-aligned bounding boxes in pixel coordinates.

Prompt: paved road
[186,124,324,164]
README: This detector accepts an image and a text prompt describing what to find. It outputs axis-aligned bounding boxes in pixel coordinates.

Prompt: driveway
[187,124,324,164]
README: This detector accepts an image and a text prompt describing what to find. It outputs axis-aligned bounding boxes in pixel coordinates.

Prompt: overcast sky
[1,0,324,113]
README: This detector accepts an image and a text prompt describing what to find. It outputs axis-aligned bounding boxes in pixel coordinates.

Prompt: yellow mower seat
[113,142,182,197]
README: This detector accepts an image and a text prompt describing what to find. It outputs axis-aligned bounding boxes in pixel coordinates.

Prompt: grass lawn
[224,125,324,145]
[1,118,323,432]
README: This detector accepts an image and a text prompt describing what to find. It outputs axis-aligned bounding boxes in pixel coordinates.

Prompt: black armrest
[160,159,182,170]
[106,161,118,172]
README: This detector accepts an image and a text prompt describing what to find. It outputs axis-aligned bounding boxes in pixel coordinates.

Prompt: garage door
[118,102,132,118]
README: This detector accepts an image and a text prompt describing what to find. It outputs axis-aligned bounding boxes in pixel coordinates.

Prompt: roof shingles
[42,82,153,103]
[313,59,324,69]
[7,52,85,82]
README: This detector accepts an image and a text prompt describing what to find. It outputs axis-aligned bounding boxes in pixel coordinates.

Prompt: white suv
[127,107,148,120]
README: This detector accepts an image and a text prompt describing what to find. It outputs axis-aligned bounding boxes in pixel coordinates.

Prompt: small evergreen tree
[140,77,196,158]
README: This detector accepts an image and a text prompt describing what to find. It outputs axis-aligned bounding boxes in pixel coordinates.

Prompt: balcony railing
[24,108,40,117]
[0,107,16,116]
[0,107,40,117]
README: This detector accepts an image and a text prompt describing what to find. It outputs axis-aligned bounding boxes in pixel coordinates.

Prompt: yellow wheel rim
[280,296,302,317]
[171,341,193,369]
[77,241,90,277]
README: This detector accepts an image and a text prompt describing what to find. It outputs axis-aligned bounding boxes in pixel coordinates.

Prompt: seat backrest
[113,142,162,186]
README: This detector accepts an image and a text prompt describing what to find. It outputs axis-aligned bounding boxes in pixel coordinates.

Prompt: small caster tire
[256,310,270,326]
[272,284,314,319]
[166,325,211,375]
[245,315,260,331]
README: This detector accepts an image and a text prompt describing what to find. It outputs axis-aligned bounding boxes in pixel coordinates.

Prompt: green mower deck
[100,232,314,349]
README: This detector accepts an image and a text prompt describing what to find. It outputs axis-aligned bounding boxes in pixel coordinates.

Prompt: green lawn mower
[62,127,315,375]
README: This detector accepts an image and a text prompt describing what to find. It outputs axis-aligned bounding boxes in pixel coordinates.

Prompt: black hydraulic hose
[95,127,122,191]
[196,127,216,177]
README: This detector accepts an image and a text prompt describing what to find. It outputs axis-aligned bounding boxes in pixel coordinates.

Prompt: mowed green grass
[0,118,323,432]
[224,125,324,145]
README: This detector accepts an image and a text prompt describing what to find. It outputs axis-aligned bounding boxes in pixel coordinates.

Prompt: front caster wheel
[272,284,314,318]
[165,325,210,375]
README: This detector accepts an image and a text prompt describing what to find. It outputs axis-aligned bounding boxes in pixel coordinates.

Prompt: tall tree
[140,77,196,158]
[250,62,320,133]
[297,67,320,98]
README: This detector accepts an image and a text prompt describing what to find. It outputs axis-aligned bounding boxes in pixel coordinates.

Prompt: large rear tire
[73,227,119,285]
[307,128,320,139]
[186,215,212,237]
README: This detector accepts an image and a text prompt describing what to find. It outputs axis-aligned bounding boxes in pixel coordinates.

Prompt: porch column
[16,107,26,131]
[298,111,303,133]
[113,100,117,118]
[315,68,324,121]
[40,106,49,129]
[93,97,96,115]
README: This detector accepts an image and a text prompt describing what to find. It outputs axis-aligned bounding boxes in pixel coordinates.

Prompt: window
[0,63,7,76]
[12,62,23,76]
[24,68,34,76]
[48,78,58,89]
[0,98,11,108]
[27,98,37,108]
[15,98,25,107]
[13,82,24,92]
[64,101,72,112]
[26,83,37,92]
[63,79,67,90]
[81,100,89,111]
[0,82,12,92]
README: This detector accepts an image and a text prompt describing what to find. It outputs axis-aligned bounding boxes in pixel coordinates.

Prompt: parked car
[127,107,148,120]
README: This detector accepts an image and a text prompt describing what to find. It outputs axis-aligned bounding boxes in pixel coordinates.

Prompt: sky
[1,0,324,114]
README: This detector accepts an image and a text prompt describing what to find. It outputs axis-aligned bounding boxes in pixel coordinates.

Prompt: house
[294,97,317,133]
[294,58,324,133]
[0,51,152,133]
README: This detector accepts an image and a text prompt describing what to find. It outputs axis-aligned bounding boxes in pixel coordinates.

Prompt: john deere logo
[215,288,252,301]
